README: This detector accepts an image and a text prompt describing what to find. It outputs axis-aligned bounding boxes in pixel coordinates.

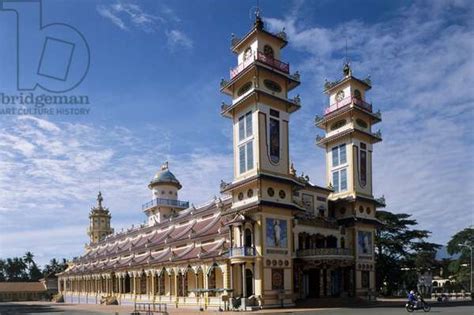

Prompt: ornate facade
[58,14,385,310]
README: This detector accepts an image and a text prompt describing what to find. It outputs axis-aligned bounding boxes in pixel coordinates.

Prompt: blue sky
[0,0,472,267]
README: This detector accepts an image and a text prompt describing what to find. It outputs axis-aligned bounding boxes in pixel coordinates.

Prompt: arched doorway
[245,269,253,297]
[124,273,131,293]
[140,271,146,294]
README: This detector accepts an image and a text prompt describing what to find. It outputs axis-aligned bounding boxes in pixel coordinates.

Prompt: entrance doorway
[245,269,253,297]
[307,269,320,298]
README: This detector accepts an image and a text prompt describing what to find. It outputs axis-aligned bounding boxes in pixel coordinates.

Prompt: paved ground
[0,301,472,315]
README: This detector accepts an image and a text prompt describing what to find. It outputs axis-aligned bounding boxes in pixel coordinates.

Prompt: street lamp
[458,243,473,295]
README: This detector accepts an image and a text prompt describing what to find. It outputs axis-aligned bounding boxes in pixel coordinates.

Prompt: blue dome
[149,168,182,189]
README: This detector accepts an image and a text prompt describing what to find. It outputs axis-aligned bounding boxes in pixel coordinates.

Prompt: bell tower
[88,192,113,244]
[220,12,303,308]
[220,14,301,182]
[316,63,385,297]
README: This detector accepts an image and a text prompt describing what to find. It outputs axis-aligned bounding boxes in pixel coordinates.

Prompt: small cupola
[148,161,182,190]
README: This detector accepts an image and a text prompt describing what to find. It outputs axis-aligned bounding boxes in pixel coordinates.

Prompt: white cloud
[166,29,193,50]
[267,0,474,244]
[0,116,230,266]
[96,1,193,49]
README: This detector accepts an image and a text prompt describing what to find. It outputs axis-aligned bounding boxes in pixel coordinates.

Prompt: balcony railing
[230,51,290,79]
[229,246,256,257]
[142,198,189,211]
[296,247,352,258]
[324,96,372,115]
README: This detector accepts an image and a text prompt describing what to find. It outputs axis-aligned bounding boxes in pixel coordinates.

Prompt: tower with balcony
[220,13,303,307]
[143,162,189,225]
[315,63,385,297]
[88,192,113,244]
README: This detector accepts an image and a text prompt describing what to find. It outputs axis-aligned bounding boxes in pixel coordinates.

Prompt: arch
[245,269,254,297]
[111,272,117,293]
[182,267,194,297]
[263,44,274,58]
[139,270,146,294]
[354,89,362,100]
[177,270,187,297]
[195,266,204,292]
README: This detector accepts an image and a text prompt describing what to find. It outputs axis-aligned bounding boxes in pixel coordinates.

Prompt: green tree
[4,257,28,281]
[375,210,440,296]
[42,258,68,276]
[0,259,6,281]
[447,227,474,291]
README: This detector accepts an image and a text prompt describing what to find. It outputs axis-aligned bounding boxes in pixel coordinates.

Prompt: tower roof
[231,14,287,54]
[149,162,182,189]
[324,63,372,93]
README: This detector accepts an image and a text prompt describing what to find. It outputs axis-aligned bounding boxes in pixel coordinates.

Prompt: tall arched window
[244,228,252,247]
[354,89,362,100]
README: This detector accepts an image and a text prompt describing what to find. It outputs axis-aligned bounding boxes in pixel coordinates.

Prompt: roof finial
[161,161,169,171]
[253,0,264,30]
[97,191,103,209]
[343,37,352,77]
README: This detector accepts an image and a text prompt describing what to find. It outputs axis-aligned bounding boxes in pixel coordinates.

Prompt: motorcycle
[405,296,431,312]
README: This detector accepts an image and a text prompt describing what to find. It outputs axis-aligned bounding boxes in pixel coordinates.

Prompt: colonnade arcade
[60,263,228,298]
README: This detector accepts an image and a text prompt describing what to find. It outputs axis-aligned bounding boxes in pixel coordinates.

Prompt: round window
[238,192,244,201]
[359,206,364,213]
[336,90,345,101]
[331,120,346,131]
[366,207,371,214]
[279,190,286,199]
[247,189,254,198]
[267,187,275,197]
[263,79,282,93]
[237,82,252,96]
[244,47,252,61]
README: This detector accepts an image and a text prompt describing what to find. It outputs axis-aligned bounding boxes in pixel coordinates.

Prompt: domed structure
[148,162,182,189]
[144,162,189,224]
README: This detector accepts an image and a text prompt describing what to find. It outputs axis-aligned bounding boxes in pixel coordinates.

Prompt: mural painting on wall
[357,230,372,255]
[266,218,287,248]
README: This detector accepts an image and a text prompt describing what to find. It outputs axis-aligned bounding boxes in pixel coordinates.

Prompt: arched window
[354,89,362,100]
[340,237,345,249]
[263,45,274,58]
[244,228,252,247]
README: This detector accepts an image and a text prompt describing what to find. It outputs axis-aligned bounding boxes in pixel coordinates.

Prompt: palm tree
[23,252,34,267]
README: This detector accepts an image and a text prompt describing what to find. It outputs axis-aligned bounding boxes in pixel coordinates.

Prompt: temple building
[58,13,385,310]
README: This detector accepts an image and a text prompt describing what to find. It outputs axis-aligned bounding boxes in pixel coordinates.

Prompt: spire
[253,2,264,30]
